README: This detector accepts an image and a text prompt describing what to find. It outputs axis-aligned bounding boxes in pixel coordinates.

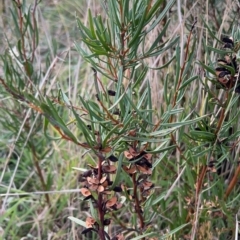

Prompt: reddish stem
[132,173,145,231]
[31,145,51,209]
[224,164,240,200]
[97,153,106,240]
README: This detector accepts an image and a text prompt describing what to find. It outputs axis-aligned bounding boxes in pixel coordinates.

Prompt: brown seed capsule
[108,155,118,162]
[82,170,92,178]
[218,71,231,84]
[86,125,92,130]
[217,59,228,66]
[95,94,100,101]
[215,67,228,72]
[86,216,96,228]
[222,37,234,49]
[218,71,230,78]
[103,218,111,225]
[82,228,96,235]
[107,90,116,96]
[80,188,92,197]
[105,196,117,208]
[102,165,116,173]
[222,37,234,44]
[112,109,120,115]
[113,186,122,192]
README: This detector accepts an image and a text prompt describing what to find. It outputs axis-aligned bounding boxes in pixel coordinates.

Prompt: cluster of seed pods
[215,37,240,92]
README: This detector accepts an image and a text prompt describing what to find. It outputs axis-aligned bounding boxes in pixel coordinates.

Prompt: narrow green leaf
[218,63,236,76]
[151,144,175,155]
[59,89,70,105]
[123,0,129,25]
[139,126,177,137]
[148,55,175,70]
[109,152,123,190]
[68,217,87,228]
[72,167,88,172]
[185,162,195,187]
[132,66,148,88]
[71,104,95,147]
[197,60,216,76]
[190,130,215,141]
[123,136,170,143]
[179,76,198,90]
[106,20,113,47]
[207,45,233,55]
[174,44,181,90]
[108,0,121,28]
[201,17,223,45]
[131,233,155,240]
[76,18,94,40]
[95,29,111,51]
[152,192,166,206]
[145,36,179,58]
[160,223,189,239]
[41,101,77,142]
[146,0,175,33]
[125,93,153,125]
[147,80,152,123]
[89,200,98,220]
[137,87,148,108]
[160,115,207,127]
[146,0,164,22]
[88,9,97,39]
[102,123,121,146]
[147,19,170,52]
[43,116,61,140]
[10,8,21,38]
[108,66,124,111]
[163,73,170,104]
[44,99,65,125]
[128,6,147,48]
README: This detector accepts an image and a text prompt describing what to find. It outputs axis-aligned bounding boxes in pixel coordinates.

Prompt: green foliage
[0,0,240,240]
